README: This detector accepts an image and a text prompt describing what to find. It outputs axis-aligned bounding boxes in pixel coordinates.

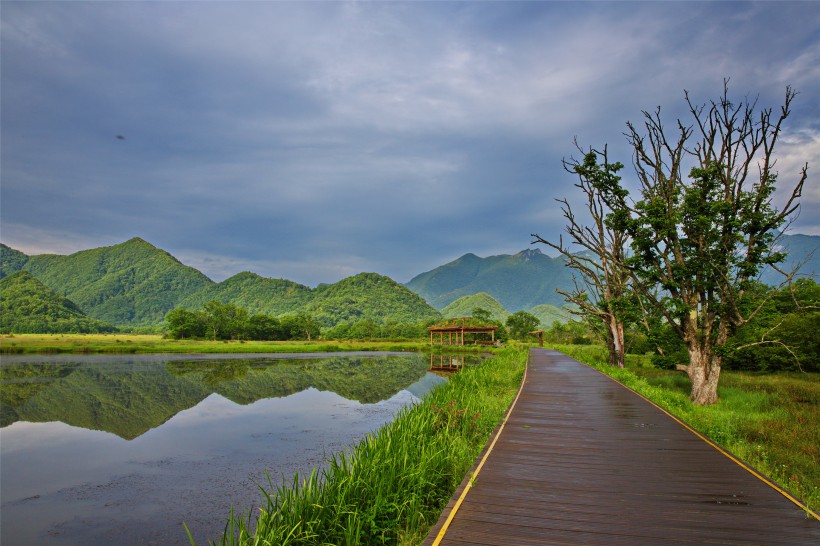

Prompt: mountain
[178,271,312,316]
[529,303,572,328]
[441,292,510,322]
[300,272,441,327]
[406,234,820,312]
[0,240,439,330]
[19,238,213,326]
[760,233,820,286]
[2,232,815,331]
[406,248,575,311]
[0,271,117,333]
[0,244,29,279]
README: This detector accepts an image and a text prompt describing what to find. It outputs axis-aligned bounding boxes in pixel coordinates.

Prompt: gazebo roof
[427,317,497,332]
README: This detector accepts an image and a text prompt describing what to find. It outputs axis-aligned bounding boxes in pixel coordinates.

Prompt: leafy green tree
[543,320,596,345]
[246,314,284,341]
[348,319,379,339]
[165,308,206,339]
[471,307,492,323]
[724,279,819,372]
[467,306,509,343]
[281,312,321,341]
[200,300,249,340]
[592,83,806,404]
[506,311,541,341]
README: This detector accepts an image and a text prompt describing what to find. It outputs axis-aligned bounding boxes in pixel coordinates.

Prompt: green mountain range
[0,239,439,330]
[405,236,819,313]
[439,292,570,328]
[406,248,575,311]
[2,233,816,332]
[2,238,212,326]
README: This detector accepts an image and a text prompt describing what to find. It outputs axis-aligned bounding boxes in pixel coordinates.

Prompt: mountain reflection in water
[0,353,448,546]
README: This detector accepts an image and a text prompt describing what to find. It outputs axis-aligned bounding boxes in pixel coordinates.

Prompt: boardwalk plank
[423,349,820,545]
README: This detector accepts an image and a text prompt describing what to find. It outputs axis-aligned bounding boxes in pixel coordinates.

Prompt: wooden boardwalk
[424,349,820,545]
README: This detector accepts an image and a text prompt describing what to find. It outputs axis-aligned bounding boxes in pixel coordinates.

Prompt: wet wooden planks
[423,349,820,545]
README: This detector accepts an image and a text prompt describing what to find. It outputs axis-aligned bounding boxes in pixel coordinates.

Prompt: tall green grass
[552,344,819,511]
[202,348,526,546]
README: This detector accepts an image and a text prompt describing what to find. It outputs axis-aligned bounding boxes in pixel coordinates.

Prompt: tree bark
[684,344,721,405]
[606,315,626,368]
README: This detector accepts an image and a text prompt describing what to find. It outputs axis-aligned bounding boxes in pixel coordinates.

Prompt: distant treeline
[165,300,439,342]
[165,302,550,343]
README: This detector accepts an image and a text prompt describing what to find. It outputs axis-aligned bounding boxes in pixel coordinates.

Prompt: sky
[2,1,818,286]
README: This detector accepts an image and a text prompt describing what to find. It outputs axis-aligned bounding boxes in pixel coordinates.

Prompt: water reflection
[1,353,433,439]
[0,353,443,546]
[430,353,467,371]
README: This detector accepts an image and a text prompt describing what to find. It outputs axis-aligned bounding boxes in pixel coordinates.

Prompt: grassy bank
[0,334,448,355]
[552,344,819,511]
[199,347,526,546]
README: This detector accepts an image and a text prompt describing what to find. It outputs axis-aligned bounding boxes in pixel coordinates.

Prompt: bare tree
[593,82,806,404]
[532,144,632,368]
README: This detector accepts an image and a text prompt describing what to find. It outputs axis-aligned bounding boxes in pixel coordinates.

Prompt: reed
[206,347,526,546]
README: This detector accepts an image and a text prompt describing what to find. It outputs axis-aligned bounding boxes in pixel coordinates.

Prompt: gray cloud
[2,1,818,285]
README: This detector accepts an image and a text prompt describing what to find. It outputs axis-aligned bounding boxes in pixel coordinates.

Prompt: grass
[551,344,820,511]
[0,334,449,355]
[201,347,527,546]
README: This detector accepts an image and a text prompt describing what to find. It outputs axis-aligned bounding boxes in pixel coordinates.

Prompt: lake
[0,352,450,545]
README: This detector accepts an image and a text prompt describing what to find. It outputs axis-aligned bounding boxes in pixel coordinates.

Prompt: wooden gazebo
[427,317,497,346]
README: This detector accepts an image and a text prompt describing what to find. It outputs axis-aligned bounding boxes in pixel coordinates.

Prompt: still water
[0,353,446,545]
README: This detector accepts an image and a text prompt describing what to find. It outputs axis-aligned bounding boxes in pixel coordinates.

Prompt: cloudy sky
[2,1,818,286]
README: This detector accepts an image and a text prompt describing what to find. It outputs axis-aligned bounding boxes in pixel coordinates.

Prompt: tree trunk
[685,344,721,405]
[606,316,626,368]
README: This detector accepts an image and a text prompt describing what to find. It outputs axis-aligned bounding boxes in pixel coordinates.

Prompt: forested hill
[1,239,439,329]
[300,272,441,327]
[179,271,440,328]
[4,238,212,326]
[441,292,510,322]
[406,248,575,311]
[177,271,313,317]
[0,271,118,333]
[2,232,815,330]
[0,244,28,278]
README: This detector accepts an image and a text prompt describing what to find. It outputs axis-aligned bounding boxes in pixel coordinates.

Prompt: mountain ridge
[2,232,816,330]
[405,247,576,311]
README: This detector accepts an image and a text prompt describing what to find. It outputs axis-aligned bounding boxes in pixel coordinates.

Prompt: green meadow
[0,333,437,355]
